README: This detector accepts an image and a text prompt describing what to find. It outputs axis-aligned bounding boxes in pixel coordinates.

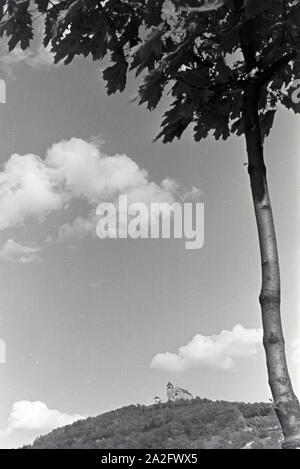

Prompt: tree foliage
[0,0,299,142]
[24,398,281,449]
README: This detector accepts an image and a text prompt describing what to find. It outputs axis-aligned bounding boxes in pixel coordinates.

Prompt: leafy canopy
[0,0,299,141]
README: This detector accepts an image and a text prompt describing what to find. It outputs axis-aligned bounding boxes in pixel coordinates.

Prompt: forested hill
[25,398,282,449]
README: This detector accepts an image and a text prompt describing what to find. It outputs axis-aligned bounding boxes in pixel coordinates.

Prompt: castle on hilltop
[166,382,193,402]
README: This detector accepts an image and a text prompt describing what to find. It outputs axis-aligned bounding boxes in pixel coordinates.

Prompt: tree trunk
[243,82,300,449]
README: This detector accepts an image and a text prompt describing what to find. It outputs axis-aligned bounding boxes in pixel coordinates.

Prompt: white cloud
[0,19,56,76]
[0,138,193,241]
[151,324,263,372]
[0,239,42,264]
[57,212,98,242]
[0,152,62,229]
[46,138,150,203]
[0,44,55,76]
[7,401,82,432]
[292,339,300,365]
[0,401,84,449]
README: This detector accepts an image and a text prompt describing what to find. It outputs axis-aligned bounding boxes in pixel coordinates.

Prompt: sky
[0,28,299,449]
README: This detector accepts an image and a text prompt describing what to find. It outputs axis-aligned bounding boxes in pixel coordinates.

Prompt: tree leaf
[139,68,165,110]
[131,27,163,76]
[103,54,128,95]
[260,110,276,139]
[35,0,49,12]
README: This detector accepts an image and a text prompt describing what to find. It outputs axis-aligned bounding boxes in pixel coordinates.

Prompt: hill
[25,398,282,449]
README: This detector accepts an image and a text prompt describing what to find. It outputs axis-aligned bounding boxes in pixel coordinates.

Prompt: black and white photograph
[0,0,299,454]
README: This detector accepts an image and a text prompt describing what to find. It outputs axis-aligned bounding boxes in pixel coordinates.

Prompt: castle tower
[167,382,175,401]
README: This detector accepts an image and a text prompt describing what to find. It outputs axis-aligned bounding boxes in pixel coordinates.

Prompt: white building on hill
[167,382,193,402]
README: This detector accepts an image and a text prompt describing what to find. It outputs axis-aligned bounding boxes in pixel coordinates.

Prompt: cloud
[151,324,263,372]
[0,138,194,241]
[57,213,97,242]
[292,339,300,365]
[0,239,42,264]
[0,44,55,76]
[0,401,83,449]
[0,152,62,229]
[7,401,82,432]
[0,19,56,76]
[46,138,150,203]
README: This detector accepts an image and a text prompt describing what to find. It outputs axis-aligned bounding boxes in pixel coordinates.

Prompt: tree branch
[257,50,297,88]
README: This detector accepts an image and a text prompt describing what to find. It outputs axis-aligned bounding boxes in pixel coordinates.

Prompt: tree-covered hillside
[25,398,282,449]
